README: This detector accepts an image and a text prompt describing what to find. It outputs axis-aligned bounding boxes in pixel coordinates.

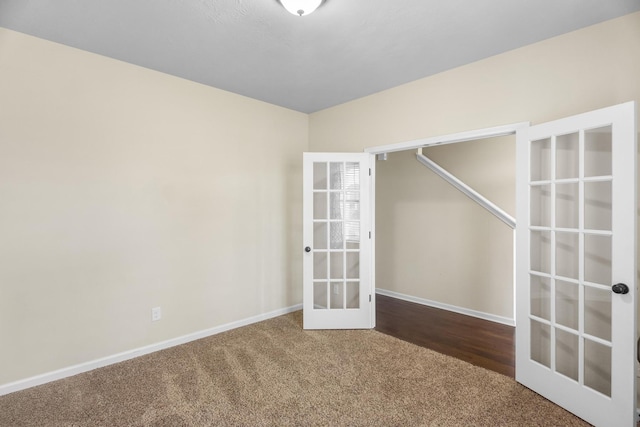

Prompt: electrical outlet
[151,306,161,321]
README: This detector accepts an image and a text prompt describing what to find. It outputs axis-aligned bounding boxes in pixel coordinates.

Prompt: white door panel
[303,153,374,330]
[515,102,637,426]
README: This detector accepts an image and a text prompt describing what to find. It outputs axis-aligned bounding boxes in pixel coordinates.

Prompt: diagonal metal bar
[416,150,516,229]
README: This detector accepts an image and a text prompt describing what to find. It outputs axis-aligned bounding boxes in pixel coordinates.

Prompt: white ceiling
[1,0,639,113]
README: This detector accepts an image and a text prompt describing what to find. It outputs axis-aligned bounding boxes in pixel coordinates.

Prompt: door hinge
[369,294,372,302]
[369,231,371,239]
[369,168,371,176]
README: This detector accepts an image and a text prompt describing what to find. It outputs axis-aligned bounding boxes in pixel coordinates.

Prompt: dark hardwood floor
[375,293,515,378]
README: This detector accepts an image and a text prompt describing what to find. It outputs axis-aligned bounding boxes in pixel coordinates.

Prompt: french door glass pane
[346,252,359,279]
[344,192,360,220]
[556,132,579,179]
[530,275,551,320]
[314,253,327,280]
[584,234,611,285]
[555,183,579,229]
[313,162,327,190]
[584,285,611,341]
[531,138,552,181]
[584,126,612,177]
[314,283,327,309]
[346,282,359,308]
[584,339,612,397]
[556,232,579,280]
[330,222,343,249]
[330,162,344,189]
[555,280,579,331]
[330,192,343,219]
[330,252,343,279]
[584,181,611,231]
[330,282,344,309]
[314,192,327,219]
[531,320,551,368]
[530,185,551,227]
[345,162,359,190]
[530,231,551,274]
[555,328,579,381]
[345,222,359,249]
[314,222,327,249]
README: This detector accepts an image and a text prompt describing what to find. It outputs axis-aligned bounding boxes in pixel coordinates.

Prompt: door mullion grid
[577,129,585,386]
[343,246,348,307]
[514,103,636,427]
[342,161,347,310]
[325,162,331,308]
[550,135,557,373]
[359,171,367,309]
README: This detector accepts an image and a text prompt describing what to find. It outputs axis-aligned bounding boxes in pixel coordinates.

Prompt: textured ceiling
[1,0,639,113]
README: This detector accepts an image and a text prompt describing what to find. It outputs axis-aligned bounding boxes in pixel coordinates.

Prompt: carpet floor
[0,311,589,426]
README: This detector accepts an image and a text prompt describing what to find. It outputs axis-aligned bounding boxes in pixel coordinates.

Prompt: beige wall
[0,28,307,385]
[309,12,640,319]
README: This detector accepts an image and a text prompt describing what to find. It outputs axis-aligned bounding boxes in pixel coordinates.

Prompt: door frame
[365,123,529,155]
[365,122,529,323]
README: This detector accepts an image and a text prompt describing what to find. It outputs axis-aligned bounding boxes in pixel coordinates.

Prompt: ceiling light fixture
[279,0,323,17]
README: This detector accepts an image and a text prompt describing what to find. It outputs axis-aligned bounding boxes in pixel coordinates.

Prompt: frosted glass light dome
[279,0,323,16]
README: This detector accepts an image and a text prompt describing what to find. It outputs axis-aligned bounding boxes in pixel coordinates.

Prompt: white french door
[515,102,637,426]
[302,152,375,330]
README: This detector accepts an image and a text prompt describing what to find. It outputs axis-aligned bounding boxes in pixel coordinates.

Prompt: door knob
[612,283,629,294]
[304,246,311,253]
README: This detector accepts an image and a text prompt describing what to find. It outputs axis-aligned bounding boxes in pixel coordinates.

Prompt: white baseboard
[376,289,515,327]
[0,304,302,397]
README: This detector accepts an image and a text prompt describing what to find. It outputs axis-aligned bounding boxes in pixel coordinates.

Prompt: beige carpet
[0,311,588,426]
